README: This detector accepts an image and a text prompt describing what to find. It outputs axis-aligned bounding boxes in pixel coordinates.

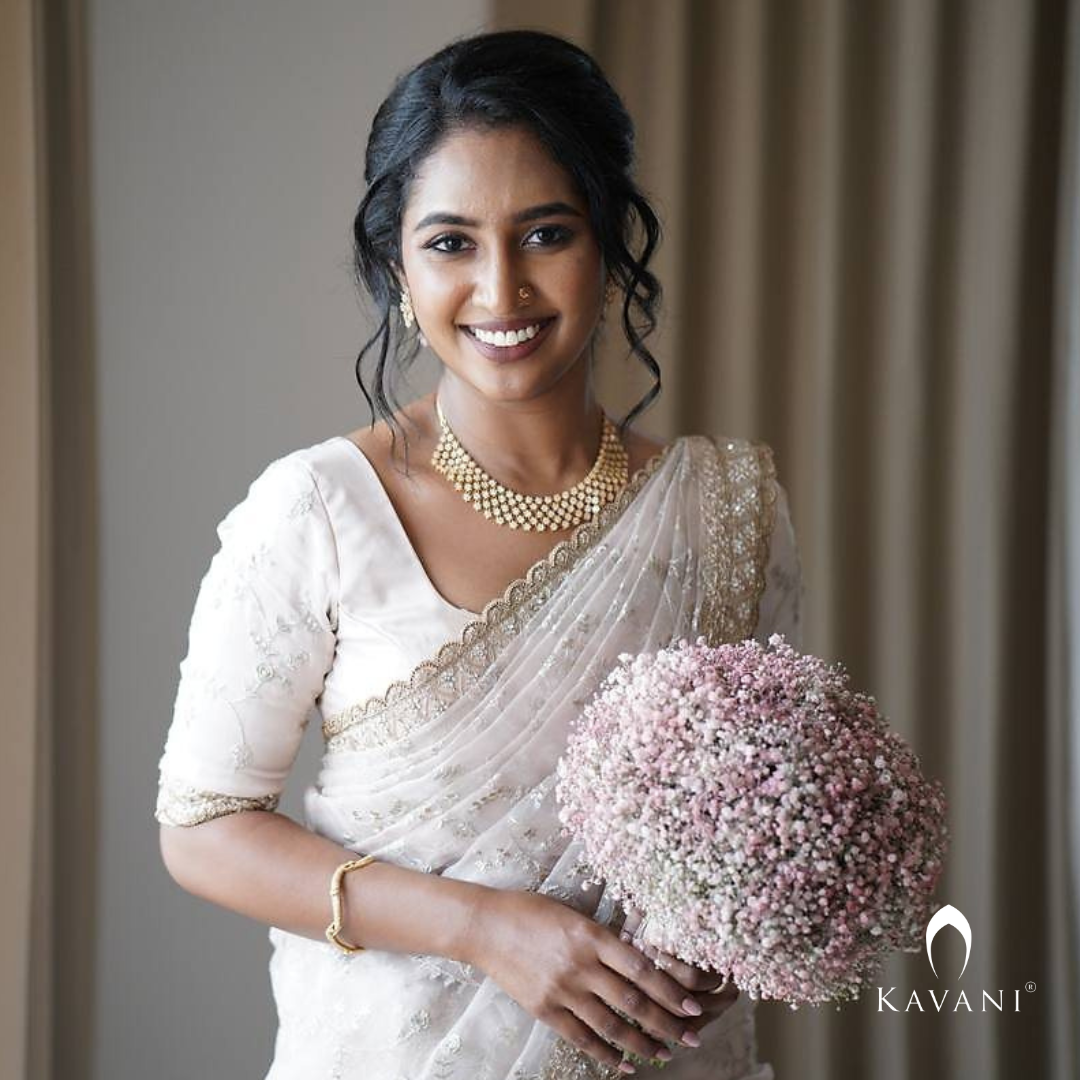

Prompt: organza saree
[263,433,784,1080]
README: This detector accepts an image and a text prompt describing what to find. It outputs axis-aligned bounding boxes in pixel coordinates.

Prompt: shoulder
[695,432,785,534]
[213,439,351,551]
[621,427,672,474]
[684,432,778,484]
[698,432,774,462]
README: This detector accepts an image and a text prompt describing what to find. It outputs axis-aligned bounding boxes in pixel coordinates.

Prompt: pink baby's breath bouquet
[555,633,949,1008]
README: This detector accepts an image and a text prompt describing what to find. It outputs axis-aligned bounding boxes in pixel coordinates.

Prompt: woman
[156,28,803,1080]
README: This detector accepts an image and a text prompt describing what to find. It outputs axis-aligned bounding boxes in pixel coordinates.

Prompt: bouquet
[555,633,949,1008]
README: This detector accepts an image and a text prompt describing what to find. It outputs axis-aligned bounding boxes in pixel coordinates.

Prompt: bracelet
[324,854,377,954]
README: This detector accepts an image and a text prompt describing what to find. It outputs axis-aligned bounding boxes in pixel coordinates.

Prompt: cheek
[561,248,605,294]
[557,254,605,321]
[409,266,465,318]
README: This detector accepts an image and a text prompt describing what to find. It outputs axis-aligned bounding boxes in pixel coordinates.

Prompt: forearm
[159,809,493,964]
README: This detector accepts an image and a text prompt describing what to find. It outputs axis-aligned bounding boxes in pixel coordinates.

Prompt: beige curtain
[0,2,43,1076]
[1,1,98,1078]
[490,2,1079,1079]
[4,1,1076,1076]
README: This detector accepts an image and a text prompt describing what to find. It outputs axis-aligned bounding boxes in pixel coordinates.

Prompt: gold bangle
[325,854,377,954]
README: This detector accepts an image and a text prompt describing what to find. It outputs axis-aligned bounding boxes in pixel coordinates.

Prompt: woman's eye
[526,225,572,247]
[426,234,472,254]
[424,225,572,255]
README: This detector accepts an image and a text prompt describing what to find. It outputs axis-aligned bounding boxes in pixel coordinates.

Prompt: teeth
[470,322,543,346]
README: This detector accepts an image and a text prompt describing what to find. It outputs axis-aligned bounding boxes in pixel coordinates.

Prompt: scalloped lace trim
[155,773,279,827]
[322,437,682,743]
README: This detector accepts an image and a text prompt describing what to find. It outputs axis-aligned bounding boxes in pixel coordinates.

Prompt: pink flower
[555,633,949,1007]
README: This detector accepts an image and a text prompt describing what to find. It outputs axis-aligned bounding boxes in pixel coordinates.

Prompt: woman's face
[398,124,606,403]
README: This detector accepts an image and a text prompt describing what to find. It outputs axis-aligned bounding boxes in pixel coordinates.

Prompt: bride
[156,28,802,1080]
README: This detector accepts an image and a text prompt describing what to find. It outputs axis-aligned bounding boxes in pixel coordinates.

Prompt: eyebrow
[412,201,584,232]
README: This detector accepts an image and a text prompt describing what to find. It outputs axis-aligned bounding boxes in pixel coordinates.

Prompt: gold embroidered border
[511,1036,625,1079]
[155,773,279,827]
[322,439,680,749]
[697,436,778,645]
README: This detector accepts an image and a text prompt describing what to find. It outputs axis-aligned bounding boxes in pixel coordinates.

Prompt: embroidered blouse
[155,434,804,829]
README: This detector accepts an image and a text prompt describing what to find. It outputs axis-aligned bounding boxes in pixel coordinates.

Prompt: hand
[465,887,710,1073]
[619,904,741,1038]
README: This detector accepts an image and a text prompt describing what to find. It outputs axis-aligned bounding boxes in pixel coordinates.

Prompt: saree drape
[275,433,789,1080]
[157,431,803,1080]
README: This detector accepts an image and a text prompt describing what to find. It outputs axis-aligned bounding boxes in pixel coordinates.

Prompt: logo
[875,902,1036,1013]
[925,903,971,979]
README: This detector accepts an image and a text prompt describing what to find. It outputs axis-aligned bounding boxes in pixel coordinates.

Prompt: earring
[604,279,618,306]
[418,331,428,348]
[399,285,415,328]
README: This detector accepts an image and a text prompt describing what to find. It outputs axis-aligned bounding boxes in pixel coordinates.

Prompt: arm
[159,809,488,962]
[157,453,707,1072]
[156,456,489,964]
[160,810,709,1072]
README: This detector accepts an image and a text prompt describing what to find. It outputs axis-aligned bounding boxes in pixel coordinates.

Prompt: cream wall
[88,3,487,1076]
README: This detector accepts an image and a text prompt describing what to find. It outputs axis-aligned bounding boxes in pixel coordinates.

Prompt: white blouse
[155,434,805,827]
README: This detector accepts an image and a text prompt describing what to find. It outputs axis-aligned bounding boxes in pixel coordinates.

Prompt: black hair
[351,28,664,466]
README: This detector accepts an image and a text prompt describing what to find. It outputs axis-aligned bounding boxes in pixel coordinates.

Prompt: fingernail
[620,931,632,942]
[681,1029,701,1048]
[618,1062,636,1074]
[655,1048,674,1062]
[681,996,703,1016]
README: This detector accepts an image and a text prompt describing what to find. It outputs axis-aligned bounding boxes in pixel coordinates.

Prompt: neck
[432,370,606,492]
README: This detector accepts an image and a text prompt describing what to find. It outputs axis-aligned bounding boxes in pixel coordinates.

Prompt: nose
[472,244,524,315]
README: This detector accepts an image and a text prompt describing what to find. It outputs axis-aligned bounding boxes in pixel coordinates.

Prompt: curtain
[5,1,1076,1076]
[1,2,45,1076]
[490,2,1079,1078]
[1,1,99,1078]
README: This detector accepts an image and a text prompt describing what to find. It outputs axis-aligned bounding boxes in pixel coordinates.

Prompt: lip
[460,317,556,363]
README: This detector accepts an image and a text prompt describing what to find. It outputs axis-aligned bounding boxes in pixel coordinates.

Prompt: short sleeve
[753,478,806,650]
[155,455,339,827]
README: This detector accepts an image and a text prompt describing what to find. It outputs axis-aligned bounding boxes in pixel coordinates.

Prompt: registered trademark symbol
[1025,981,1036,993]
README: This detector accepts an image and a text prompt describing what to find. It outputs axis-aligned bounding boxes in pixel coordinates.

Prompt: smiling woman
[154,27,801,1080]
[401,125,609,421]
[401,125,603,402]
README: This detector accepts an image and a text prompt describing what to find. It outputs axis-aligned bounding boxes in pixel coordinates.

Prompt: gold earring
[399,285,415,328]
[604,279,618,306]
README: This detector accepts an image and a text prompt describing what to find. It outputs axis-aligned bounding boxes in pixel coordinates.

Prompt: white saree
[156,431,804,1080]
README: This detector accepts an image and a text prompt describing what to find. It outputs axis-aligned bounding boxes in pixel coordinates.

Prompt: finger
[620,904,644,942]
[549,1007,634,1073]
[696,984,740,1015]
[574,992,676,1065]
[682,985,740,1025]
[684,989,742,1033]
[600,935,707,1026]
[636,941,726,994]
[591,968,704,1050]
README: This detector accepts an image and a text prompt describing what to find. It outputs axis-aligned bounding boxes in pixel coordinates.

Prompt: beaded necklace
[430,397,629,531]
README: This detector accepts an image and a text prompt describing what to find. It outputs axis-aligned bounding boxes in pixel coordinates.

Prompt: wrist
[454,881,502,968]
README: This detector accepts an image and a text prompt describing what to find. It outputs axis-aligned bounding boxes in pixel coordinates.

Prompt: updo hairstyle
[352,28,664,464]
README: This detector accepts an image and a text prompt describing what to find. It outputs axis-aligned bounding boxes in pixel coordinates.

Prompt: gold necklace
[431,397,629,531]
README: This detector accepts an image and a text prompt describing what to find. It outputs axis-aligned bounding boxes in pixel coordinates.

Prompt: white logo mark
[926,903,971,979]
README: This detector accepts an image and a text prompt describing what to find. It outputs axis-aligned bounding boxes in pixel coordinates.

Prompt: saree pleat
[265,434,779,1080]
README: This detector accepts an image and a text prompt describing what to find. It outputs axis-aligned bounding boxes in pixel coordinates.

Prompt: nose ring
[517,285,534,305]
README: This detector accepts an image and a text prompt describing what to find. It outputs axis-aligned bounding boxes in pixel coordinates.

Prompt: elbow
[159,822,203,892]
[158,810,263,894]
